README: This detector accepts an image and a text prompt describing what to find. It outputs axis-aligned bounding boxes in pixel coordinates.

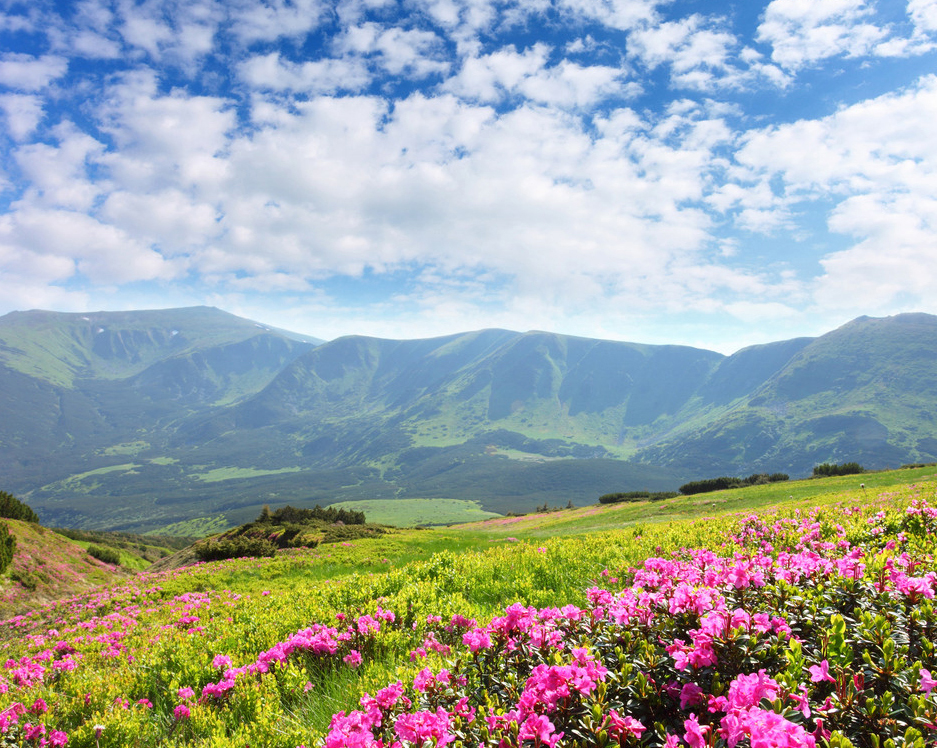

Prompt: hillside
[0,468,933,747]
[2,309,937,531]
[0,519,132,618]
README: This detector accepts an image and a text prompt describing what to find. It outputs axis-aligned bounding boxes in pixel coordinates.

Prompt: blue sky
[1,0,936,353]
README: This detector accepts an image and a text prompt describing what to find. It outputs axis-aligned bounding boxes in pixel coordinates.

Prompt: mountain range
[1,307,935,532]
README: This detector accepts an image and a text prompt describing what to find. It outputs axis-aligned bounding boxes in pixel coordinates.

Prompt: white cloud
[228,0,328,44]
[0,93,44,140]
[0,53,68,91]
[115,0,222,69]
[446,44,629,107]
[0,208,181,285]
[239,52,371,94]
[13,124,106,210]
[757,0,888,69]
[336,22,451,78]
[909,0,937,33]
[100,189,221,254]
[730,75,937,315]
[96,70,235,192]
[555,0,660,31]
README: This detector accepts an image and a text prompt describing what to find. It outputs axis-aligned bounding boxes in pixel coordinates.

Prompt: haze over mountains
[1,308,935,533]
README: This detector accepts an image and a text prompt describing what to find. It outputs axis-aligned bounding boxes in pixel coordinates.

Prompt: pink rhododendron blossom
[808,660,835,683]
[344,650,362,668]
[606,710,645,739]
[920,669,937,693]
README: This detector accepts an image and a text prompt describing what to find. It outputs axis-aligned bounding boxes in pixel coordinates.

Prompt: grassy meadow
[0,468,935,746]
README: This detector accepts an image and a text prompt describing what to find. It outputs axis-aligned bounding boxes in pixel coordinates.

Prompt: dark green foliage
[87,544,121,565]
[813,461,865,477]
[319,524,386,544]
[0,522,14,573]
[598,490,679,504]
[194,535,278,562]
[9,568,37,590]
[255,503,366,526]
[679,472,789,495]
[53,527,195,550]
[0,491,39,523]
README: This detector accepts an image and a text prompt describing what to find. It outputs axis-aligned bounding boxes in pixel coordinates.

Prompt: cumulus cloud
[446,44,630,106]
[757,0,888,69]
[239,52,371,94]
[0,207,181,285]
[0,93,44,140]
[0,53,68,91]
[729,75,937,315]
[228,0,328,44]
[0,0,936,348]
[628,15,790,90]
[336,23,451,77]
[96,70,235,192]
[12,124,106,210]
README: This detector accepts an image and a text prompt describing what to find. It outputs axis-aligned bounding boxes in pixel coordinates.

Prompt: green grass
[326,498,502,526]
[69,540,155,571]
[149,515,232,537]
[1,466,934,746]
[101,441,151,456]
[449,464,937,538]
[39,463,141,493]
[191,466,305,482]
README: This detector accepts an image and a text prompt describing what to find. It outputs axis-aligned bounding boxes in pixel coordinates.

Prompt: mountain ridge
[2,308,935,532]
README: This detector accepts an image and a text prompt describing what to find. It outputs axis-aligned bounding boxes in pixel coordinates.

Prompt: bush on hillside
[0,491,39,523]
[598,490,679,504]
[87,544,121,565]
[813,461,864,477]
[679,472,789,495]
[0,522,14,574]
[255,503,366,526]
[195,535,278,562]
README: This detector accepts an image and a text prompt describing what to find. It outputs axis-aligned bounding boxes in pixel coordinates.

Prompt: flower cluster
[0,486,933,747]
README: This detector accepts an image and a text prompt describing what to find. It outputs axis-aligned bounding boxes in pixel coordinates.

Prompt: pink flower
[680,682,705,709]
[809,660,836,683]
[921,669,937,693]
[177,686,195,700]
[606,710,646,739]
[683,714,710,748]
[395,708,454,748]
[174,704,190,720]
[519,713,563,748]
[344,650,362,668]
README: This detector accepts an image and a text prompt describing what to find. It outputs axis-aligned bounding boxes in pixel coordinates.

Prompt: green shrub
[256,503,366,526]
[195,535,278,562]
[0,522,14,574]
[0,490,39,523]
[679,472,789,495]
[598,490,679,504]
[87,544,121,565]
[10,568,37,590]
[813,462,864,477]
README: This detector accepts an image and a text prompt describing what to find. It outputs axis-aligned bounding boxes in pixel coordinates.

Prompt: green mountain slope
[639,313,937,474]
[2,310,936,532]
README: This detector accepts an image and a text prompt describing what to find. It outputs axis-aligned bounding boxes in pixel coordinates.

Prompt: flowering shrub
[323,512,937,748]
[0,482,933,747]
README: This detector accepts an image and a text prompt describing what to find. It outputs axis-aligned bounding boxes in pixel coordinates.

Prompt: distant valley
[1,307,935,533]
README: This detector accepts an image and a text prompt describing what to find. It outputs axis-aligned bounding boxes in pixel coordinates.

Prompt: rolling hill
[2,308,936,532]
